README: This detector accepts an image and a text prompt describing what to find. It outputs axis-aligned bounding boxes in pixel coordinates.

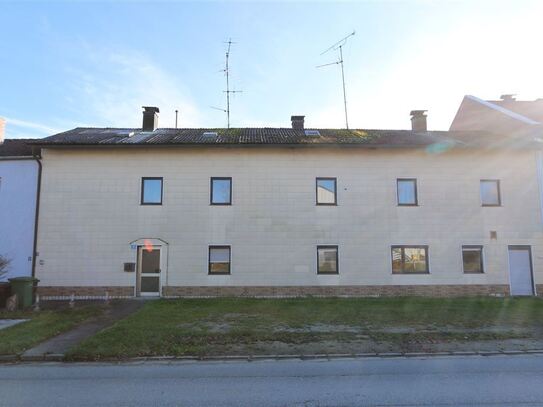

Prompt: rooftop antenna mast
[211,39,242,128]
[317,30,355,129]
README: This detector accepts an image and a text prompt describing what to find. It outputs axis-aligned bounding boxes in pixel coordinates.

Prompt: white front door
[137,246,161,297]
[508,246,534,296]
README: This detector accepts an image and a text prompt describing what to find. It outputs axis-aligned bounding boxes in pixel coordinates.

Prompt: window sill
[397,203,418,207]
[392,272,430,275]
[463,271,485,274]
[208,272,231,275]
[210,203,232,206]
[317,272,339,275]
[140,203,163,206]
[481,204,501,207]
[316,203,338,206]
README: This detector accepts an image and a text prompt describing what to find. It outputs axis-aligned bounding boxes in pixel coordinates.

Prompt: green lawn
[0,306,103,355]
[68,297,543,359]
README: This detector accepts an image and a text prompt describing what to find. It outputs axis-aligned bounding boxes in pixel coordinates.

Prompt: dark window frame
[210,177,232,206]
[317,245,339,275]
[316,177,338,206]
[480,179,501,207]
[208,245,231,275]
[396,178,418,206]
[140,177,163,206]
[462,245,484,274]
[391,245,429,274]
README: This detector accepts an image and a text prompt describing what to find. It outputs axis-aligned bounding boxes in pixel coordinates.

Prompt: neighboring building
[450,94,543,133]
[0,119,40,282]
[451,95,543,291]
[31,107,543,298]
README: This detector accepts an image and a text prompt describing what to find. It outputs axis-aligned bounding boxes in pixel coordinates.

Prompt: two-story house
[30,107,542,298]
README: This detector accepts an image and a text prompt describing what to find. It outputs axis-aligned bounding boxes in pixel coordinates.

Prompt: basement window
[317,246,339,274]
[209,246,231,274]
[462,246,484,274]
[141,177,163,205]
[391,246,429,274]
[480,180,501,206]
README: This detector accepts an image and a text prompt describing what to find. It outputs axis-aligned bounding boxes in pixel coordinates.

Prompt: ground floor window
[462,245,484,273]
[317,245,339,274]
[391,246,429,274]
[208,246,231,274]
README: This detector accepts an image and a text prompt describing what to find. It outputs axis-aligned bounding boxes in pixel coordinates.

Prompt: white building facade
[32,112,543,298]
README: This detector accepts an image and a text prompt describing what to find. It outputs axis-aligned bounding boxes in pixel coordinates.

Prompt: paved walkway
[22,300,144,359]
[0,319,28,331]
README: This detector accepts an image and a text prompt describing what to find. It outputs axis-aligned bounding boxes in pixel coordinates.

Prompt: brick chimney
[291,115,305,130]
[0,118,5,144]
[410,110,427,132]
[142,106,159,131]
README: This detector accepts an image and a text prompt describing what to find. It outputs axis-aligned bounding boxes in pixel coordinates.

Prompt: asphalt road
[1,355,543,406]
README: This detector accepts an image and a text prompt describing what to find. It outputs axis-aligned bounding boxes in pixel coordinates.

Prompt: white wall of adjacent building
[0,159,38,281]
[35,146,543,290]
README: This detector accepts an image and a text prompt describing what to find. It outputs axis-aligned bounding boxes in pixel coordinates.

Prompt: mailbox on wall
[124,262,136,272]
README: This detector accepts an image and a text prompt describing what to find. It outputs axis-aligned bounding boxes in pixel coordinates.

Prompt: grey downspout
[31,148,42,278]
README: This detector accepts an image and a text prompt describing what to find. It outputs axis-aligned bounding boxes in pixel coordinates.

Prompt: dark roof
[0,139,34,157]
[28,127,542,150]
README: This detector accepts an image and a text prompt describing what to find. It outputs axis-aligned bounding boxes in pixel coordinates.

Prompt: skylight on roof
[202,131,218,138]
[304,130,321,137]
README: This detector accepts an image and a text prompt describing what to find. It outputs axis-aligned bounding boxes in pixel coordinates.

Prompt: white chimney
[0,118,5,144]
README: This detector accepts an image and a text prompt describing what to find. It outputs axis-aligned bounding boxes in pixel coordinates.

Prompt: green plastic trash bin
[8,277,39,309]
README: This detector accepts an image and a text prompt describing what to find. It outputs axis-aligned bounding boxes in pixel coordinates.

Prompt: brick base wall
[162,284,510,298]
[37,284,515,299]
[38,286,134,298]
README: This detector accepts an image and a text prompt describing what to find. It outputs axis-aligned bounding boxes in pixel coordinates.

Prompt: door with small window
[136,246,161,297]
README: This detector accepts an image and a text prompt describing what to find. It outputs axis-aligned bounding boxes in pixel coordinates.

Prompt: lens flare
[144,239,153,252]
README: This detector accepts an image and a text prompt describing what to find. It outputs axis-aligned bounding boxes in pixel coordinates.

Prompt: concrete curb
[130,349,543,362]
[3,348,543,364]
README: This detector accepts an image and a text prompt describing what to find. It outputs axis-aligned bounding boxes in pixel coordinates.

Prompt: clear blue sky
[1,0,542,138]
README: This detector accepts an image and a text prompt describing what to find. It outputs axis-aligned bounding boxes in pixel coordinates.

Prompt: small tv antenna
[175,110,179,128]
[317,31,355,129]
[211,39,242,128]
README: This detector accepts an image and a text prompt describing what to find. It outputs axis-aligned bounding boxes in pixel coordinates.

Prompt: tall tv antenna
[211,39,242,128]
[317,31,355,129]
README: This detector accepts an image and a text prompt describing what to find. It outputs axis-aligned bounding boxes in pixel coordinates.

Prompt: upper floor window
[317,245,339,274]
[480,180,501,206]
[210,177,232,205]
[208,246,231,274]
[141,177,163,205]
[391,245,429,274]
[316,178,337,205]
[462,245,484,274]
[397,178,418,206]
